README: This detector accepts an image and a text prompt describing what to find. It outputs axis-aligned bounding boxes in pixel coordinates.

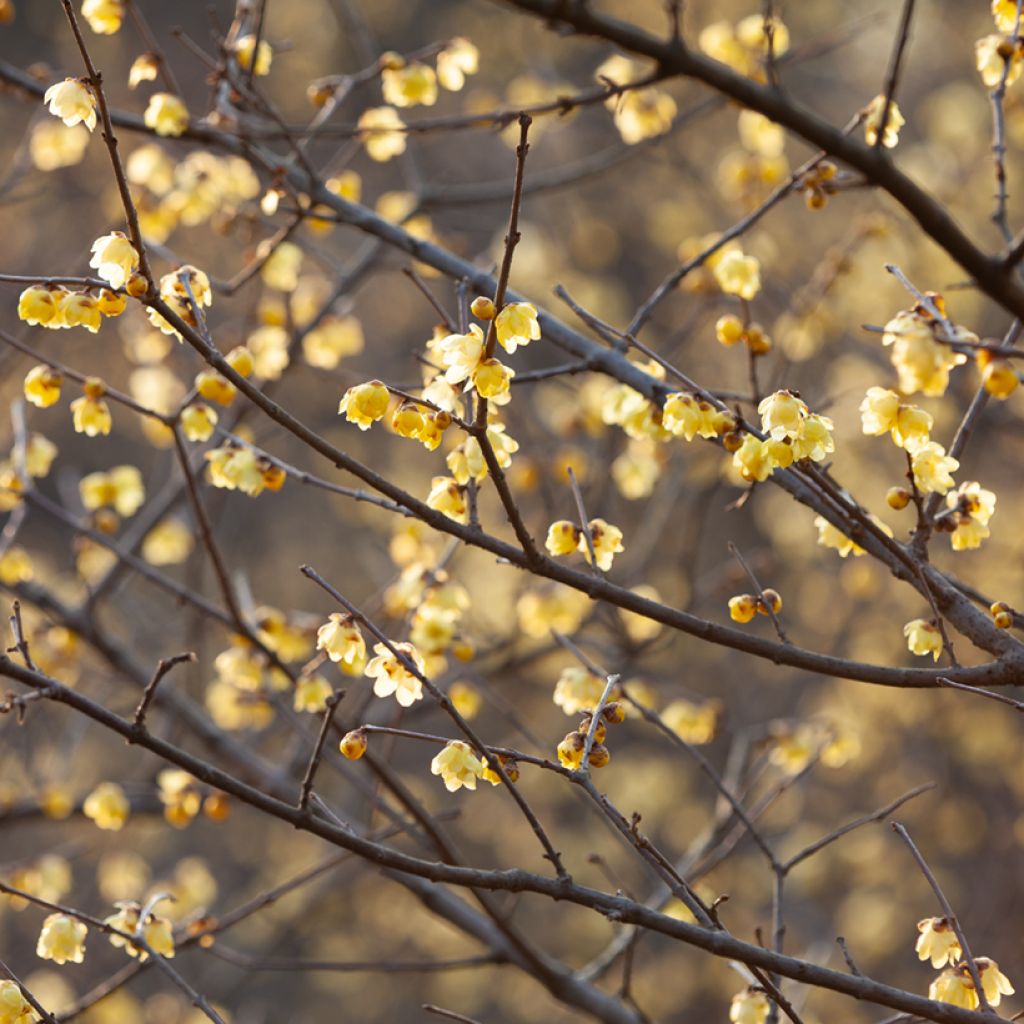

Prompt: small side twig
[298,690,345,812]
[132,652,196,729]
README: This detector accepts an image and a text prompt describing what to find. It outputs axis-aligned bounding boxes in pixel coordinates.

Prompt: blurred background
[0,0,1023,1021]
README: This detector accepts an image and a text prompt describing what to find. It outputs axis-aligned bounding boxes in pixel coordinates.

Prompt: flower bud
[887,486,912,510]
[339,728,368,760]
[470,296,496,320]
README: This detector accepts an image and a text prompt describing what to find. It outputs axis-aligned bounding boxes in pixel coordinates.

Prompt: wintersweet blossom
[494,303,541,354]
[364,641,426,706]
[930,968,977,1010]
[235,34,272,76]
[977,34,1024,89]
[730,988,769,1024]
[60,292,101,333]
[338,380,390,429]
[83,782,130,831]
[180,403,218,441]
[904,618,942,661]
[425,476,467,523]
[358,106,407,161]
[0,978,35,1022]
[947,481,997,551]
[977,959,1015,1006]
[911,442,959,495]
[70,380,112,437]
[430,741,483,792]
[439,325,485,385]
[662,699,720,744]
[553,666,607,715]
[79,465,145,517]
[859,387,901,435]
[144,93,189,137]
[18,286,60,327]
[89,232,139,289]
[82,0,124,33]
[36,914,87,964]
[579,518,624,571]
[44,79,97,130]
[613,87,677,144]
[881,311,968,396]
[382,62,438,108]
[545,520,580,557]
[916,917,961,968]
[732,434,773,482]
[315,614,367,675]
[436,37,479,91]
[293,675,333,713]
[863,94,905,148]
[759,390,808,440]
[24,365,63,407]
[713,249,761,299]
[104,902,175,960]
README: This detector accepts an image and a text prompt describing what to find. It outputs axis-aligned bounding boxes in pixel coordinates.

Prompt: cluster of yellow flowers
[879,303,974,398]
[0,978,36,1023]
[978,1,1024,88]
[545,517,625,571]
[593,55,677,145]
[351,38,478,161]
[18,284,124,335]
[719,110,789,207]
[82,781,130,831]
[917,916,1014,1009]
[728,587,782,625]
[556,696,625,770]
[698,12,791,81]
[733,390,834,483]
[204,444,286,498]
[729,987,769,1024]
[862,94,905,148]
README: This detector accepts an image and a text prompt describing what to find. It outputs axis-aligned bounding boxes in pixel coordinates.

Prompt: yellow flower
[758,390,807,440]
[892,405,933,452]
[736,12,790,56]
[977,34,1023,89]
[158,769,201,828]
[904,618,942,661]
[437,37,479,91]
[98,289,127,317]
[144,93,189,136]
[104,902,175,960]
[612,87,677,144]
[382,62,438,107]
[730,988,769,1024]
[89,232,138,289]
[495,302,541,354]
[881,310,967,396]
[79,465,145,517]
[70,394,112,437]
[915,917,961,968]
[425,476,467,523]
[316,613,367,675]
[473,358,515,399]
[439,324,485,386]
[553,666,607,715]
[60,292,101,333]
[545,520,580,557]
[911,442,958,495]
[931,967,978,1009]
[732,434,773,482]
[24,365,63,407]
[195,371,235,407]
[18,286,61,327]
[83,782,130,831]
[30,119,90,170]
[0,547,34,586]
[81,0,124,33]
[662,392,702,440]
[293,674,333,713]
[204,446,267,497]
[358,106,407,161]
[977,958,1015,1006]
[180,402,218,442]
[449,681,482,719]
[0,978,35,1022]
[302,316,364,369]
[738,110,785,157]
[713,249,761,300]
[430,741,483,792]
[728,594,757,623]
[36,913,87,964]
[791,413,834,462]
[25,433,58,478]
[43,78,97,131]
[339,380,390,430]
[981,356,1020,398]
[662,699,720,744]
[994,0,1020,31]
[813,516,865,558]
[579,518,624,571]
[260,241,303,293]
[160,264,212,309]
[128,53,160,89]
[557,731,586,770]
[859,386,900,436]
[142,519,193,565]
[364,641,426,707]
[234,34,272,75]
[517,586,589,638]
[863,94,905,148]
